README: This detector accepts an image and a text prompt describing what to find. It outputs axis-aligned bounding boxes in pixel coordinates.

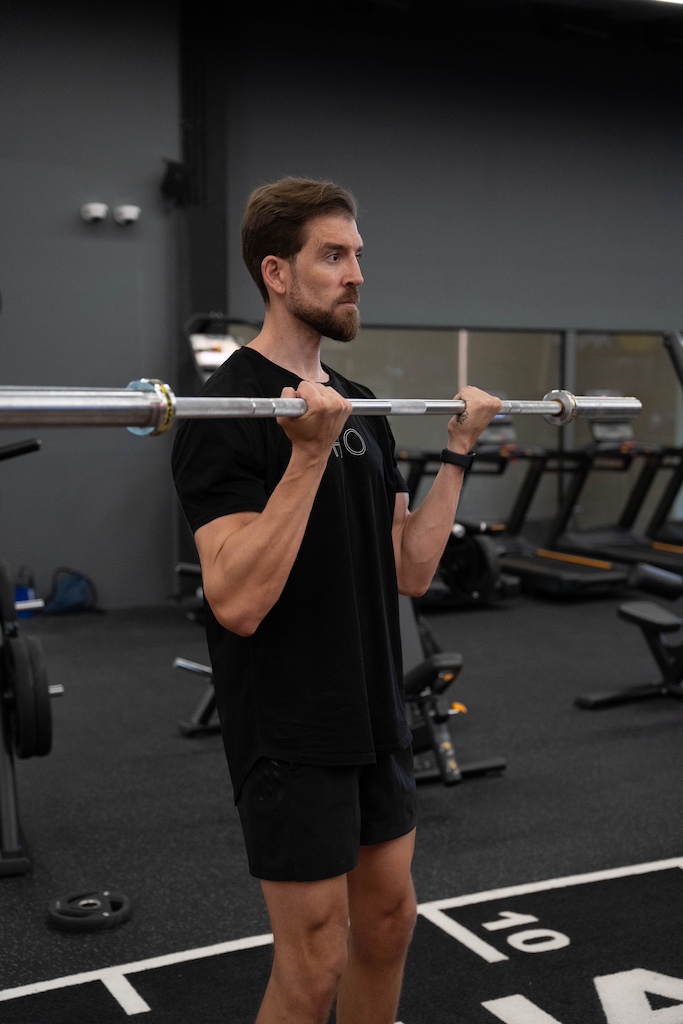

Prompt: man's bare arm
[392,385,502,596]
[195,382,351,636]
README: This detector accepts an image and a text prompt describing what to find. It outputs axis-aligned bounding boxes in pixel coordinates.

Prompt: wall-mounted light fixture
[80,203,142,225]
[80,203,109,223]
[113,205,141,225]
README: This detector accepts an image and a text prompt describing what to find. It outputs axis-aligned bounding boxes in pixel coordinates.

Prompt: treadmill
[474,422,648,598]
[546,413,683,574]
[399,413,644,599]
[644,331,683,545]
[644,447,683,545]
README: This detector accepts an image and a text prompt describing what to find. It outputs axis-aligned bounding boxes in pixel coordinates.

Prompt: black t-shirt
[171,346,412,799]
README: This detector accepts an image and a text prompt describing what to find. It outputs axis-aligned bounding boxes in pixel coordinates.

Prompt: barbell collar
[541,389,643,425]
[0,381,642,433]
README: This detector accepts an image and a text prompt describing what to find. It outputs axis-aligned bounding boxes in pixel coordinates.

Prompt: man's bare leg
[256,873,350,1024]
[335,829,417,1024]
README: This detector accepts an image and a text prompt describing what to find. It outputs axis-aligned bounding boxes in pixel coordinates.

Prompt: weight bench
[175,593,506,787]
[575,599,683,709]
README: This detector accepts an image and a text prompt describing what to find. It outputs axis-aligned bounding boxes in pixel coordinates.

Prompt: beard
[288,288,360,344]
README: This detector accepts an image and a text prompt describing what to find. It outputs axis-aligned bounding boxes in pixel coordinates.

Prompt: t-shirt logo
[332,427,367,459]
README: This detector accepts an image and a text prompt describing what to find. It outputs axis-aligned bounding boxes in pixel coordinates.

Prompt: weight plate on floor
[26,635,52,757]
[7,635,37,759]
[47,890,131,932]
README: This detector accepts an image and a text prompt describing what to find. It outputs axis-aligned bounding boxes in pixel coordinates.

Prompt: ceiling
[532,0,682,12]
[521,0,683,32]
[353,0,683,37]
[249,0,683,73]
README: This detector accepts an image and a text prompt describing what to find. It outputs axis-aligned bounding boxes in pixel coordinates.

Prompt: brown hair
[241,176,358,303]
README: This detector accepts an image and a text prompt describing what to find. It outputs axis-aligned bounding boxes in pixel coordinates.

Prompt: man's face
[286,213,364,343]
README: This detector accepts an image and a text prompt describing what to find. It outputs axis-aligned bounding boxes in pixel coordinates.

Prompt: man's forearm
[394,462,466,596]
[394,385,503,595]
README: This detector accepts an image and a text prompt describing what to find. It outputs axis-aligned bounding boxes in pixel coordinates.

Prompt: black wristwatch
[440,448,476,470]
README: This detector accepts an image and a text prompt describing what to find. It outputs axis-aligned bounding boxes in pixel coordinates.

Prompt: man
[172,176,501,1023]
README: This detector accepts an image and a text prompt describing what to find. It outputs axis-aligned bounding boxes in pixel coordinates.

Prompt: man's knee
[385,888,418,953]
[302,920,349,987]
[351,889,417,966]
[273,915,349,1008]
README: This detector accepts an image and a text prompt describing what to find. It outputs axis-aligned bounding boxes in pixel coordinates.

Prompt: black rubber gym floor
[2,590,683,1022]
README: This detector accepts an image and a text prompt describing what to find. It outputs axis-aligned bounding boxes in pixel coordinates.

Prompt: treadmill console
[590,421,634,444]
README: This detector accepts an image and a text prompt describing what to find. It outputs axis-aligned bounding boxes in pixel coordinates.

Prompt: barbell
[0,380,642,436]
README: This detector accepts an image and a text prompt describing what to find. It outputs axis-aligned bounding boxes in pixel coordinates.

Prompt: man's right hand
[278,381,352,457]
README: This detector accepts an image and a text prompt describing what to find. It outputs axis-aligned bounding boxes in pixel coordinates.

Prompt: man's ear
[261,255,288,296]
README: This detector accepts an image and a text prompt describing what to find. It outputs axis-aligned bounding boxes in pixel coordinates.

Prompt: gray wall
[1,1,682,608]
[1,1,181,608]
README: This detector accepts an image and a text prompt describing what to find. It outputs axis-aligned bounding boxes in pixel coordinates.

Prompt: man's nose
[347,257,363,286]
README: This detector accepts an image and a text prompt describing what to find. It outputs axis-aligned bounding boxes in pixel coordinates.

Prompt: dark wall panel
[226,5,682,331]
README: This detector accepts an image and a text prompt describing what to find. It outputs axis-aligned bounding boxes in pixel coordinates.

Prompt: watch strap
[440,448,476,470]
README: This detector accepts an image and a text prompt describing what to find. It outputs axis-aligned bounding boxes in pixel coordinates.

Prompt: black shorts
[236,746,417,882]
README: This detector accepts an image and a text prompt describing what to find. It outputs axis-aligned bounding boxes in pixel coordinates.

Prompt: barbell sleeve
[0,381,642,435]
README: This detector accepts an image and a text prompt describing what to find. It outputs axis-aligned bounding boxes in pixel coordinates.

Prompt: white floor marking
[101,973,151,1015]
[482,994,564,1023]
[418,855,683,913]
[418,906,509,962]
[1,856,682,1014]
[0,932,274,1013]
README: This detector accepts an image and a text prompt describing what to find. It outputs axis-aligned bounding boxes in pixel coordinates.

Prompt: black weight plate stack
[26,635,52,757]
[0,559,17,630]
[5,634,53,760]
[7,635,37,759]
[47,891,132,932]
